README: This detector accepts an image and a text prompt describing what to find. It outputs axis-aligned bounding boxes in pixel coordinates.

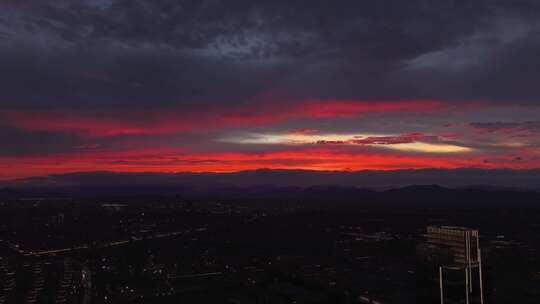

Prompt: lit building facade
[418,226,484,304]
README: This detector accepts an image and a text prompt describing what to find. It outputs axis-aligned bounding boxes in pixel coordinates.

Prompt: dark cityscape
[1,178,540,303]
[2,0,540,303]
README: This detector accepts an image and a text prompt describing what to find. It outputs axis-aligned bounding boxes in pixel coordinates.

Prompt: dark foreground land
[0,186,539,303]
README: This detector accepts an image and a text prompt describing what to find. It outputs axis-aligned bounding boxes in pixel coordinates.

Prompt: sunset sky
[1,0,540,179]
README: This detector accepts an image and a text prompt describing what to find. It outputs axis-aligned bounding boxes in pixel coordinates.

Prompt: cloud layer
[1,0,540,179]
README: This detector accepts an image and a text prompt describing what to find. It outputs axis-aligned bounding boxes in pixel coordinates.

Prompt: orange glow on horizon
[0,147,536,180]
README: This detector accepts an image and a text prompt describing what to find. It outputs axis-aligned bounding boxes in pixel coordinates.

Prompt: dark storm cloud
[406,32,540,103]
[470,121,540,133]
[28,0,535,60]
[2,0,540,111]
[0,43,287,110]
[0,127,83,156]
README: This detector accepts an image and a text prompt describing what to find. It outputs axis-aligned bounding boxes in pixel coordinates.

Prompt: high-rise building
[417,226,484,304]
[0,257,17,304]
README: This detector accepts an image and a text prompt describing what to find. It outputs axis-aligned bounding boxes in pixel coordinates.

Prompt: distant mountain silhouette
[2,169,540,193]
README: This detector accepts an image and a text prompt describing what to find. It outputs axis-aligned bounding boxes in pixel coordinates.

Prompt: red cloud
[1,146,537,180]
[350,133,436,145]
[292,100,441,118]
[289,128,319,135]
[315,133,438,145]
[0,100,442,137]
